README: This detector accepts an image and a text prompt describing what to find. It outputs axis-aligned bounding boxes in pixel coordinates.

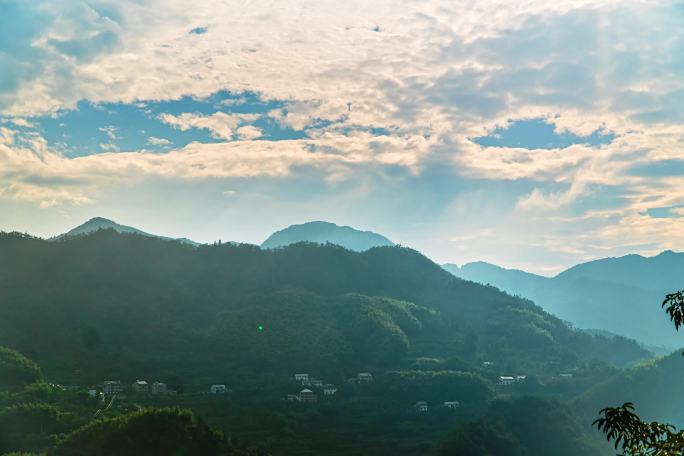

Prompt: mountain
[0,231,652,455]
[261,221,394,251]
[52,217,199,246]
[0,230,649,387]
[443,251,684,348]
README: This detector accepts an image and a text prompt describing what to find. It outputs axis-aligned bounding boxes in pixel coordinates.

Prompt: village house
[414,401,429,413]
[299,388,317,403]
[357,372,373,383]
[323,385,338,396]
[88,389,98,398]
[482,361,494,368]
[132,380,149,394]
[443,401,460,409]
[287,394,300,402]
[515,375,527,383]
[559,373,574,379]
[151,382,167,395]
[103,380,124,395]
[498,376,515,386]
[294,373,310,383]
[210,384,227,394]
[308,378,323,387]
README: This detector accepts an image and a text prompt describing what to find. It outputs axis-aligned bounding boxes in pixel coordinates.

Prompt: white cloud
[236,125,262,140]
[147,136,171,146]
[1,0,684,272]
[159,112,258,140]
[98,126,119,140]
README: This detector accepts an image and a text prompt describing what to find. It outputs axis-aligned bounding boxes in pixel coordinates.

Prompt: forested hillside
[0,230,654,454]
[0,230,648,387]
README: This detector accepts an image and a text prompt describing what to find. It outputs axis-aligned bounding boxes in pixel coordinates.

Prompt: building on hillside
[443,401,460,409]
[287,394,300,402]
[515,375,527,383]
[357,372,373,383]
[103,380,124,395]
[559,373,574,379]
[210,384,227,394]
[414,401,429,413]
[299,388,317,403]
[132,380,149,394]
[482,361,494,368]
[323,385,338,396]
[307,378,323,387]
[88,389,98,398]
[294,373,310,383]
[151,382,167,395]
[498,376,515,386]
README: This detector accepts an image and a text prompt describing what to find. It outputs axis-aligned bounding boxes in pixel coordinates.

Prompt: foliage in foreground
[594,289,684,455]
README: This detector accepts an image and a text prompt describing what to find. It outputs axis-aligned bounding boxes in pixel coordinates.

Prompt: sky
[1,0,684,275]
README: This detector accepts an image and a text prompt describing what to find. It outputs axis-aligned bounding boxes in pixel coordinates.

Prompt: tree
[0,347,42,391]
[594,290,684,454]
[51,407,249,456]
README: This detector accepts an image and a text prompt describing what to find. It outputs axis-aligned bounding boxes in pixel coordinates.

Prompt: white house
[515,375,527,383]
[443,401,460,409]
[103,380,124,395]
[299,388,317,403]
[151,382,167,395]
[294,373,310,383]
[210,384,227,394]
[559,373,574,379]
[323,385,338,396]
[88,389,98,398]
[414,401,429,413]
[308,378,323,387]
[132,380,149,394]
[482,361,494,368]
[498,376,515,386]
[357,373,373,383]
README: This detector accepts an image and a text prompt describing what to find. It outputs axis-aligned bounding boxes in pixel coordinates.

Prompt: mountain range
[51,218,393,253]
[48,217,683,348]
[444,252,684,348]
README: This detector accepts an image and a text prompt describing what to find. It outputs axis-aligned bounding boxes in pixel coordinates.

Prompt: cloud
[1,0,684,272]
[236,125,262,140]
[159,112,259,140]
[147,136,171,146]
[98,126,119,140]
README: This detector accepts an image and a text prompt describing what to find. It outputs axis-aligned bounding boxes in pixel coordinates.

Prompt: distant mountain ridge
[261,221,394,251]
[443,252,684,348]
[52,217,199,246]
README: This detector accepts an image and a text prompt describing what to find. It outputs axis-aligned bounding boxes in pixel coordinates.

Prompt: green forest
[0,230,665,455]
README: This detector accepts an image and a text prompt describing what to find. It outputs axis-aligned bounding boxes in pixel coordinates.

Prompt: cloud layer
[1,0,684,273]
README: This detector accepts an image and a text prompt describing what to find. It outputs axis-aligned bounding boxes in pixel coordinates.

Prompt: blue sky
[1,0,683,274]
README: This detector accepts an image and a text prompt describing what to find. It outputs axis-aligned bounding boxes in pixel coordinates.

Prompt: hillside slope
[0,231,649,387]
[444,252,684,347]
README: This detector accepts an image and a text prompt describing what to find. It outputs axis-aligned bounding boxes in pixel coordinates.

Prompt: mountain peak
[61,217,149,238]
[261,221,394,252]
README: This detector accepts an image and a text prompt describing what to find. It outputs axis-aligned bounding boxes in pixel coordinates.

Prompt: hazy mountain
[444,251,684,348]
[261,221,394,251]
[0,230,648,387]
[52,217,199,246]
